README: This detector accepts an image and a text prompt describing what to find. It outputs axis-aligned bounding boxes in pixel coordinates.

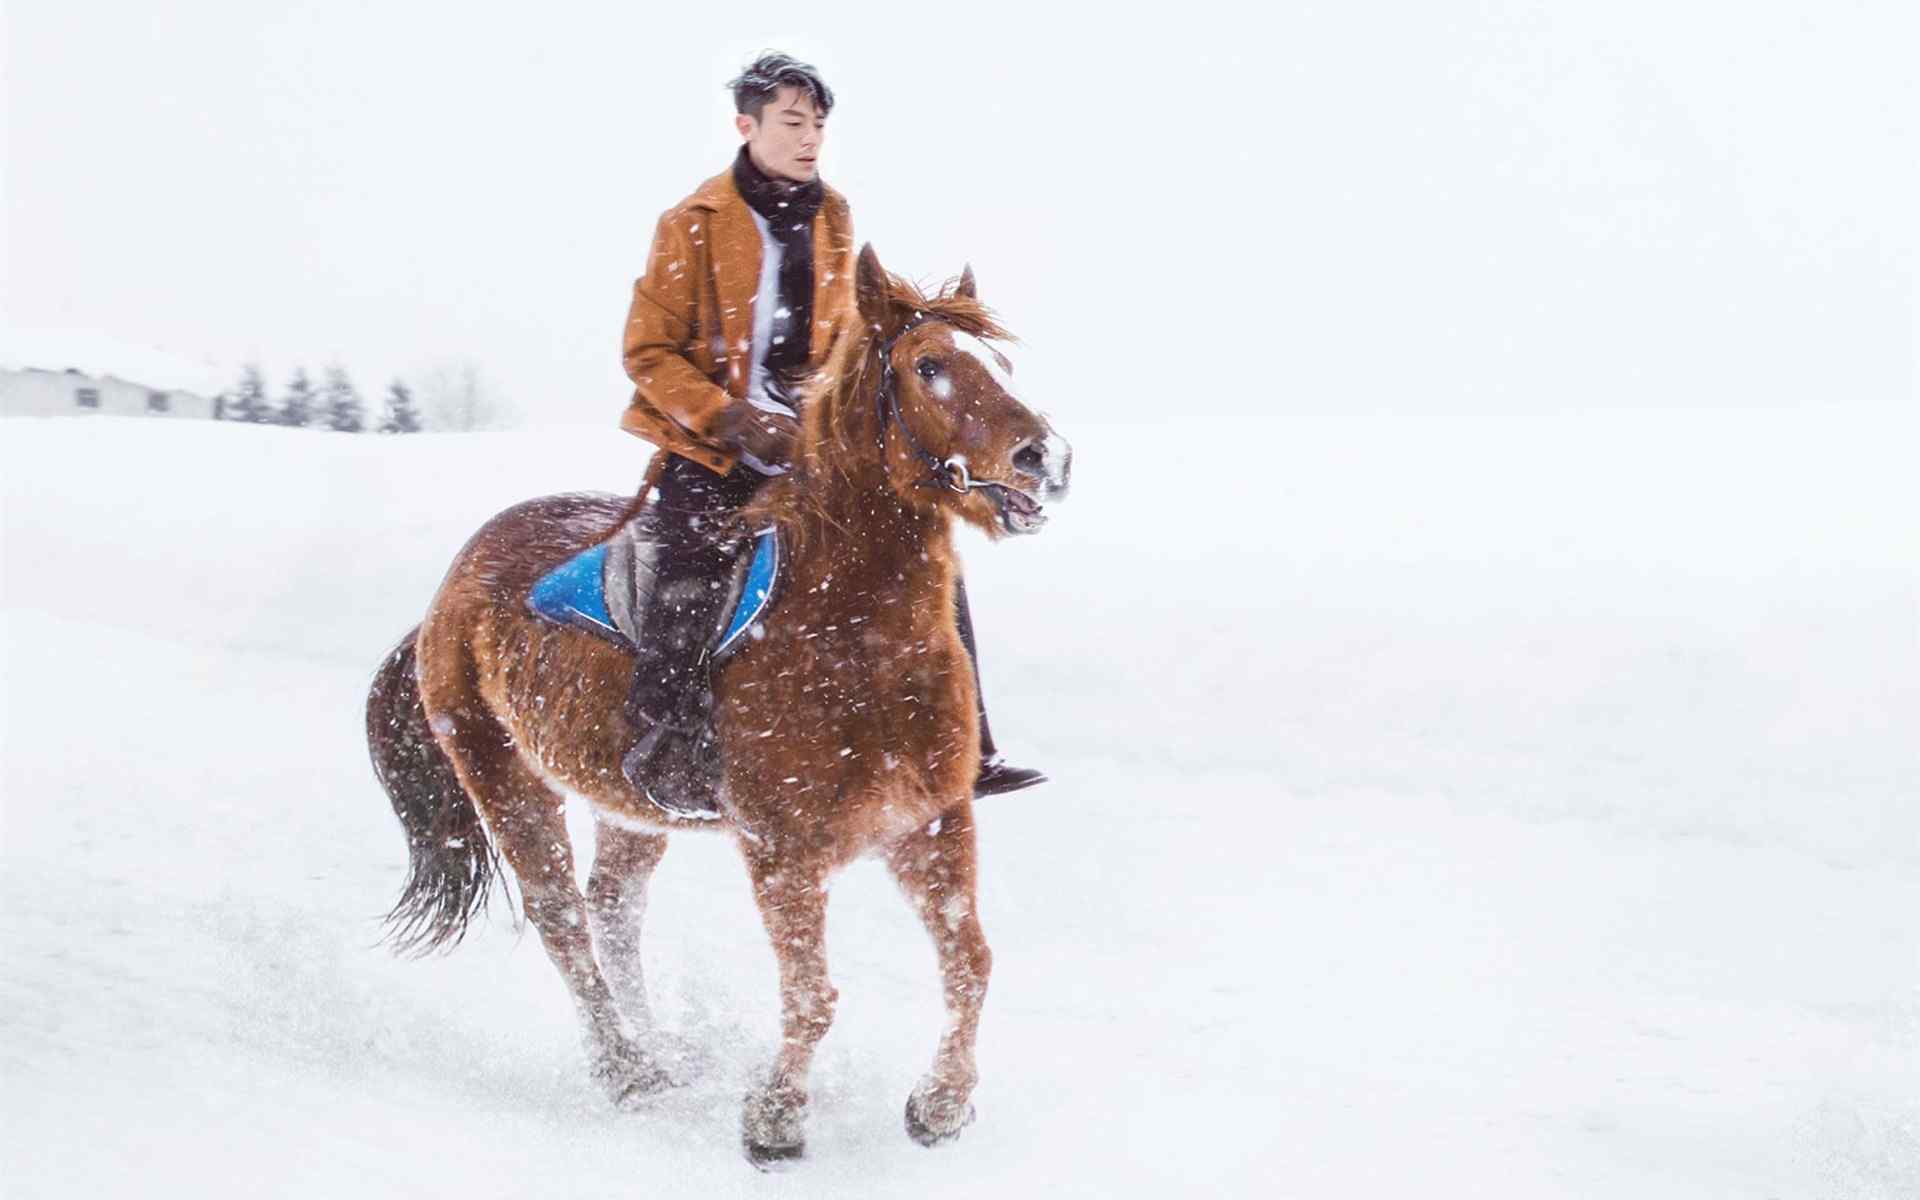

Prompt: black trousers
[626,455,1000,758]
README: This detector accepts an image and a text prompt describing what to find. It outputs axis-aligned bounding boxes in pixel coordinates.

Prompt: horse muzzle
[994,429,1071,536]
[1010,429,1073,500]
[992,484,1048,535]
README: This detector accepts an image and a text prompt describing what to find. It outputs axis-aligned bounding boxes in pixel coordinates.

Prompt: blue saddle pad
[527,541,620,638]
[714,527,781,658]
[527,525,780,660]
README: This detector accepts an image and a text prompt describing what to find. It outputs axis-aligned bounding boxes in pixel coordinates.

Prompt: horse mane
[744,270,1013,549]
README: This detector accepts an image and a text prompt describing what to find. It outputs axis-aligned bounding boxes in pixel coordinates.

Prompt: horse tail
[365,626,505,956]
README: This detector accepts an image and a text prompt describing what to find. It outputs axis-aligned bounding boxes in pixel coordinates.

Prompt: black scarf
[732,145,823,379]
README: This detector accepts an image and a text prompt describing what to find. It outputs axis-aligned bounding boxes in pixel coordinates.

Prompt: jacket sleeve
[620,211,734,442]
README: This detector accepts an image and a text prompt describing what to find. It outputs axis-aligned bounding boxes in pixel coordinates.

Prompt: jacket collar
[689,164,844,215]
[688,169,738,212]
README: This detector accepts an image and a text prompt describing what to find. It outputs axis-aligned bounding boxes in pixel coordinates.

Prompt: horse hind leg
[585,820,668,1026]
[583,819,709,1085]
[425,686,674,1107]
[885,802,992,1147]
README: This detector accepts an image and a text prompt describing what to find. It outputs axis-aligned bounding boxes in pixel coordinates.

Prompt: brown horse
[364,244,1071,1165]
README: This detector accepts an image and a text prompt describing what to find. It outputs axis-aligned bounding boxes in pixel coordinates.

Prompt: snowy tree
[321,366,366,432]
[417,360,518,431]
[279,368,316,428]
[378,380,423,433]
[224,364,272,423]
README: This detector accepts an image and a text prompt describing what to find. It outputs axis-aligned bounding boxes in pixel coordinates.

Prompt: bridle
[872,311,1039,506]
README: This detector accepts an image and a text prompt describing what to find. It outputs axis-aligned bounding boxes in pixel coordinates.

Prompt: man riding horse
[617,52,1043,814]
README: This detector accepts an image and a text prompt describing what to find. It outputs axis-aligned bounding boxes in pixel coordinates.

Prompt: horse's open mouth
[991,486,1047,534]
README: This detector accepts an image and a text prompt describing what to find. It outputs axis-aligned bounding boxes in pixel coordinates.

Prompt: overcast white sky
[4,1,1914,423]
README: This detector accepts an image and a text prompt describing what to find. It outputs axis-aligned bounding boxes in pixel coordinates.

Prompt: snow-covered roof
[0,325,234,397]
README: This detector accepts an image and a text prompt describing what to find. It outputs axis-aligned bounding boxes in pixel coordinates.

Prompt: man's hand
[712,403,801,468]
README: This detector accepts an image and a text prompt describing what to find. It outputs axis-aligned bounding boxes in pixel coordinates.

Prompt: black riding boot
[955,579,1047,797]
[621,458,766,816]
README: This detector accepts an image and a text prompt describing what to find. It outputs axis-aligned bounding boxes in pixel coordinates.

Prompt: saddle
[526,508,781,662]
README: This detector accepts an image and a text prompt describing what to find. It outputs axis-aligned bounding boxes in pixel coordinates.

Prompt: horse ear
[855,243,890,330]
[955,264,977,300]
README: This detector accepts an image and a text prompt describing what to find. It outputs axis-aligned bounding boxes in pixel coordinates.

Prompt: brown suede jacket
[619,166,856,476]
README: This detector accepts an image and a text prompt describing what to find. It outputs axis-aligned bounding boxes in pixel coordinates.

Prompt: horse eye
[915,358,940,380]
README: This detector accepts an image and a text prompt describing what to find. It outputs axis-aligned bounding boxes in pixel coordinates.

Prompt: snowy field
[2,413,1915,1197]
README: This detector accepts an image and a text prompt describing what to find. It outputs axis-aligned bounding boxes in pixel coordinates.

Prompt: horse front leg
[739,846,837,1166]
[884,801,992,1147]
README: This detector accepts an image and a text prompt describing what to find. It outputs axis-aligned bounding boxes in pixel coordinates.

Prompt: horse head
[800,244,1071,538]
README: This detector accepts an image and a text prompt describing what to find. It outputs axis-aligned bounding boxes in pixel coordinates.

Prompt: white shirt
[739,210,797,476]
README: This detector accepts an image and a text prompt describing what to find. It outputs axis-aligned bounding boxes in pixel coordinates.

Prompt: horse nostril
[1012,440,1046,479]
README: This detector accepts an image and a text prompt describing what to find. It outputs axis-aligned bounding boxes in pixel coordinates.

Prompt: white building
[1,328,231,421]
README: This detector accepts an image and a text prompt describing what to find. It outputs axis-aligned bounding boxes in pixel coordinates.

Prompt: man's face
[736,85,825,183]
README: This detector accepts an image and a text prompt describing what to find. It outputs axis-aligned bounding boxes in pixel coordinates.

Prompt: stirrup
[621,725,723,819]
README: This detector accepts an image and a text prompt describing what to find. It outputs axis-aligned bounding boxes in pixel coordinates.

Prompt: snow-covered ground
[3,413,1915,1197]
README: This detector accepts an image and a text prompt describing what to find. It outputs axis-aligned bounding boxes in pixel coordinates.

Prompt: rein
[871,313,1035,504]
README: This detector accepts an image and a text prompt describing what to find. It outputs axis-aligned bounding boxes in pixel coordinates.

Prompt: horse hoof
[904,1083,976,1147]
[591,1041,678,1109]
[742,1137,805,1171]
[741,1083,807,1167]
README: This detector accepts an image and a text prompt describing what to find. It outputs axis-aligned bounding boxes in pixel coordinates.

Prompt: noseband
[873,312,1036,504]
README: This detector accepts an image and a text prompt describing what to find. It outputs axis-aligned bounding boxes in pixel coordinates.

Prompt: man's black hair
[728,52,834,121]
